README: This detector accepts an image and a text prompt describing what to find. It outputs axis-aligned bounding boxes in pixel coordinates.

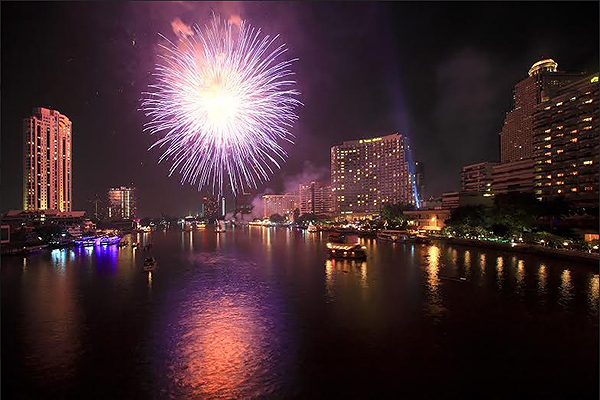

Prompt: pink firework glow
[141,15,301,195]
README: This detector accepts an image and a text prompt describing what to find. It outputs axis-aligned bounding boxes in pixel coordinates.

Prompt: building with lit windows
[107,186,136,220]
[23,107,72,211]
[262,194,298,219]
[461,162,497,195]
[331,133,416,218]
[532,74,599,205]
[414,161,425,200]
[299,181,334,216]
[491,159,535,195]
[499,59,583,163]
[201,195,225,221]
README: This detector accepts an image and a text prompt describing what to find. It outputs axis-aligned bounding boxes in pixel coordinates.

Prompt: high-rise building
[532,74,599,205]
[201,195,223,221]
[107,186,136,219]
[500,59,583,163]
[234,192,253,216]
[491,159,534,195]
[23,107,72,211]
[262,194,298,219]
[414,161,425,200]
[299,181,334,216]
[331,133,416,218]
[461,162,497,196]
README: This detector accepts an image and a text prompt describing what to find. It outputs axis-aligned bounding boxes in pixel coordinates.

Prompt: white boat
[377,230,407,242]
[142,257,157,272]
[326,233,366,259]
[307,223,318,233]
[216,220,226,233]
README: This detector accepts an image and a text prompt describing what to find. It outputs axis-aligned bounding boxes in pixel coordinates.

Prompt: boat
[406,234,431,244]
[99,235,122,246]
[377,230,407,243]
[216,220,226,233]
[307,223,318,233]
[142,257,157,272]
[326,233,366,259]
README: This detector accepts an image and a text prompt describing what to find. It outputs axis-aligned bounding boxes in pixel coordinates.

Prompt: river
[2,227,598,398]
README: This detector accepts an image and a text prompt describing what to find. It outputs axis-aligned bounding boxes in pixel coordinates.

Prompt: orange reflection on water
[538,264,548,296]
[558,269,573,308]
[425,246,444,317]
[172,293,270,398]
[496,257,504,290]
[589,274,599,313]
[515,260,525,295]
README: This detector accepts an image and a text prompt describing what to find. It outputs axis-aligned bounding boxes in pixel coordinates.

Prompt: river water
[2,227,598,399]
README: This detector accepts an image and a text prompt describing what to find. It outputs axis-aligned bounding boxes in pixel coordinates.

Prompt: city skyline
[1,2,598,217]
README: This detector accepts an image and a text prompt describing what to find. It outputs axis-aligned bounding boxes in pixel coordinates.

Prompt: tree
[269,213,285,224]
[380,203,408,228]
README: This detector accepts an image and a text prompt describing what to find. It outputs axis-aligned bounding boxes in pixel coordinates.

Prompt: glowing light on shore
[141,15,301,194]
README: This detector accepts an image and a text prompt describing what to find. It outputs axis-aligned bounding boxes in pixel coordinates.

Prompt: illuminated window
[583,117,592,122]
[544,136,551,141]
[571,138,578,143]
[583,160,593,165]
[584,99,593,104]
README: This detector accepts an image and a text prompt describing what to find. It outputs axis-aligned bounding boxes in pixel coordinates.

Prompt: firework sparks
[141,15,301,195]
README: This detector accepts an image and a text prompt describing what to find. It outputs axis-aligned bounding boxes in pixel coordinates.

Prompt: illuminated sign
[359,137,383,144]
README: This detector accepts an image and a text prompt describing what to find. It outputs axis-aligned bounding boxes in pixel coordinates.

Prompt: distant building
[202,195,223,221]
[234,192,253,217]
[262,194,298,219]
[492,159,534,195]
[533,73,599,205]
[331,133,416,219]
[298,181,334,216]
[441,192,460,209]
[461,162,497,196]
[500,59,583,163]
[107,186,136,219]
[404,209,451,232]
[1,209,87,229]
[23,107,72,211]
[440,191,491,210]
[414,161,425,200]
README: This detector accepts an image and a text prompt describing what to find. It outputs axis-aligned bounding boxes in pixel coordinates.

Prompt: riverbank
[436,236,599,265]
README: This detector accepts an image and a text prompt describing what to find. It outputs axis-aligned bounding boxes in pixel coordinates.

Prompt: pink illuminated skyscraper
[23,107,72,211]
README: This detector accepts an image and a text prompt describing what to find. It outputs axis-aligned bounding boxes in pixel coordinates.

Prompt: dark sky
[2,1,598,217]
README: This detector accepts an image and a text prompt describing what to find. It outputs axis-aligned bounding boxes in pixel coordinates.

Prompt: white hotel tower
[23,107,73,211]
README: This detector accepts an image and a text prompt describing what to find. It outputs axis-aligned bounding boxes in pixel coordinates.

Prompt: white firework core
[141,16,301,195]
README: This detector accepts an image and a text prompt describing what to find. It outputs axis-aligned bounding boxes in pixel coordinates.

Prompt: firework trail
[141,15,301,195]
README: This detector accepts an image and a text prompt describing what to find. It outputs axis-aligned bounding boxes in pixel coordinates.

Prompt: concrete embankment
[435,236,599,265]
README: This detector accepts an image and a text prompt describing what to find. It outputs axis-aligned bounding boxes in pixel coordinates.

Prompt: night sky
[2,1,598,217]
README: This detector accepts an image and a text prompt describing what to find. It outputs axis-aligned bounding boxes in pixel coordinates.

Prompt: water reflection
[324,258,369,299]
[538,264,548,298]
[169,284,281,398]
[425,246,444,317]
[558,269,574,308]
[515,260,525,296]
[495,257,504,290]
[589,274,599,313]
[479,254,486,276]
[464,250,471,279]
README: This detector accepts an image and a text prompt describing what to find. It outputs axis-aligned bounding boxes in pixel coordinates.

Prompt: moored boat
[377,230,407,243]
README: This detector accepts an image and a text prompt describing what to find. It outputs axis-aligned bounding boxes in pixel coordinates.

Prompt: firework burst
[141,15,301,195]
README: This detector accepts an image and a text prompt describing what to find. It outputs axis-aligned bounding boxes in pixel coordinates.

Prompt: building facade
[107,186,136,220]
[492,159,534,195]
[298,181,334,216]
[262,194,298,219]
[23,107,72,211]
[331,133,416,218]
[461,162,497,195]
[404,209,451,232]
[499,59,583,163]
[532,74,599,205]
[414,161,425,201]
[202,195,224,221]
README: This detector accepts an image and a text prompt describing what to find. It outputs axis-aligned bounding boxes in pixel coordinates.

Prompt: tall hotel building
[262,194,298,219]
[331,133,416,218]
[500,59,583,162]
[23,107,72,211]
[299,181,334,216]
[532,74,599,205]
[107,186,137,219]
